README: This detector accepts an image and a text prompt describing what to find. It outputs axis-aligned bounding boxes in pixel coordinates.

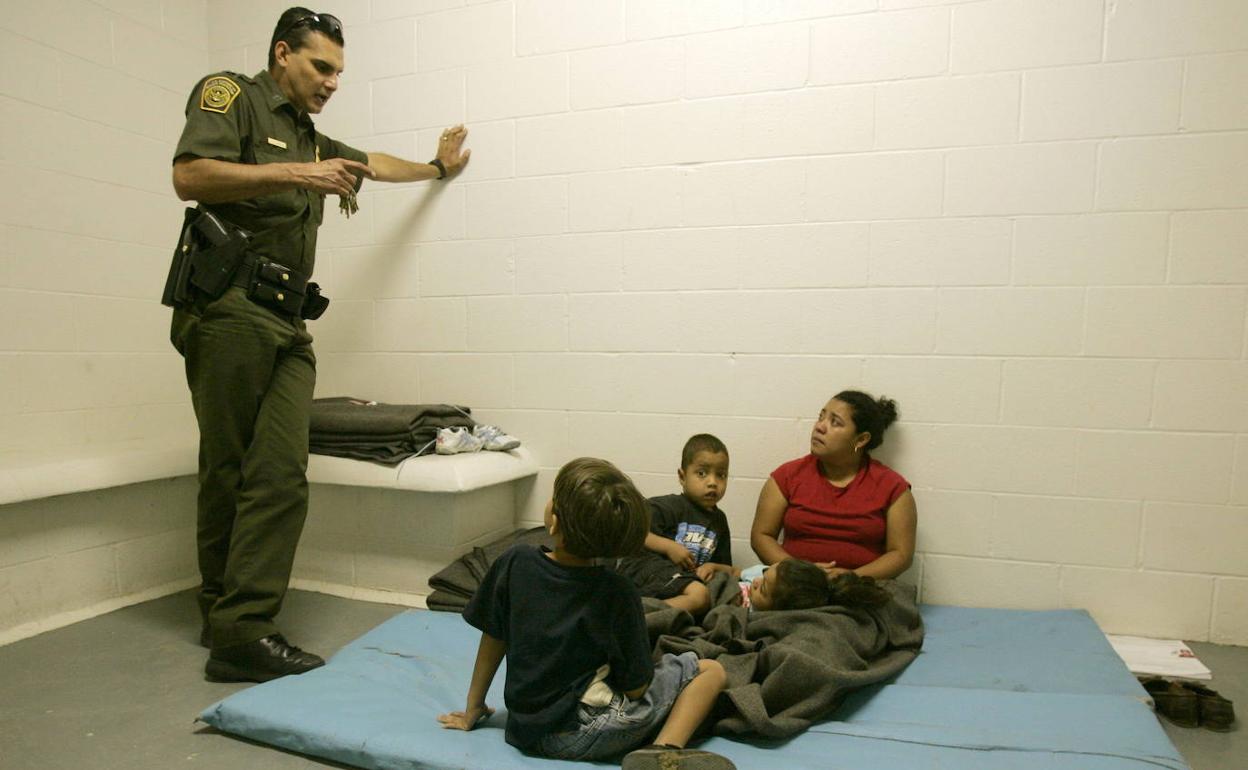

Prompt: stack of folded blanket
[426,526,554,611]
[308,397,476,466]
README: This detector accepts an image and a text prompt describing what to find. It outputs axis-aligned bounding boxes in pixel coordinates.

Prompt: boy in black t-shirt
[437,457,734,770]
[618,434,740,617]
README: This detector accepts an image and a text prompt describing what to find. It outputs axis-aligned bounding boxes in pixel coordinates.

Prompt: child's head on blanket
[547,457,649,559]
[748,558,830,611]
[747,560,893,611]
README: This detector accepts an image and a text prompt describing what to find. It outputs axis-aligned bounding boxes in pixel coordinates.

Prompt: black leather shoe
[205,634,325,683]
[199,624,211,648]
[622,746,737,770]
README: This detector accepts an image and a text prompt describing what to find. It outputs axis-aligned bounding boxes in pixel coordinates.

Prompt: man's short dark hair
[552,458,649,559]
[680,433,728,469]
[268,7,346,69]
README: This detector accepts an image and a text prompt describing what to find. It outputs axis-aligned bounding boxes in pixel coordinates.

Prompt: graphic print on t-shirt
[674,522,717,566]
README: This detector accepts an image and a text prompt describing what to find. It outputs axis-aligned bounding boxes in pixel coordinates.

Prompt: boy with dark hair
[438,457,735,770]
[619,434,738,616]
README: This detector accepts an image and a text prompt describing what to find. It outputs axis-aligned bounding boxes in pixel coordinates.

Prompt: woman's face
[810,398,867,459]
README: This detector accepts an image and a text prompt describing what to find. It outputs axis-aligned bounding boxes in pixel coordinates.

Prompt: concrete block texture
[1182,53,1248,132]
[3,1,1247,644]
[1013,213,1169,286]
[1021,61,1182,141]
[1143,503,1248,577]
[516,0,624,55]
[946,143,1098,216]
[418,2,512,71]
[952,0,1103,74]
[1169,210,1248,285]
[1106,0,1248,61]
[810,7,950,85]
[300,482,520,596]
[875,74,1020,150]
[1061,566,1214,640]
[1235,438,1248,506]
[1000,358,1155,430]
[913,489,994,558]
[1075,431,1234,505]
[685,23,809,98]
[1213,579,1248,645]
[0,477,197,642]
[921,555,1062,610]
[571,39,684,110]
[1097,134,1248,211]
[624,0,743,41]
[1085,287,1246,359]
[990,495,1142,568]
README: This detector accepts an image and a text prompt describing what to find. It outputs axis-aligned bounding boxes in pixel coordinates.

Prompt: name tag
[266,137,287,150]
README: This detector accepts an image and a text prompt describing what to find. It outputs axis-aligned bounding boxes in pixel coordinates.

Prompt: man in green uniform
[169,7,469,683]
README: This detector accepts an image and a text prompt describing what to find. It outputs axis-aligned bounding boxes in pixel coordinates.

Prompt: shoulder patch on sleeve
[200,76,242,114]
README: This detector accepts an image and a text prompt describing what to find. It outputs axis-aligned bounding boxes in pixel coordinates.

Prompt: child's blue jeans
[536,651,701,761]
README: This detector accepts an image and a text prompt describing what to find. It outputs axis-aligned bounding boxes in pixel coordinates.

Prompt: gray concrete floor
[0,590,1242,769]
[1158,641,1248,770]
[0,590,406,770]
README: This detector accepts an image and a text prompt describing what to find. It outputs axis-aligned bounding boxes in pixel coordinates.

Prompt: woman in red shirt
[750,390,917,580]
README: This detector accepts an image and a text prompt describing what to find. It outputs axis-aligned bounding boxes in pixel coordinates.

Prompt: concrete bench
[297,449,539,607]
[0,441,537,644]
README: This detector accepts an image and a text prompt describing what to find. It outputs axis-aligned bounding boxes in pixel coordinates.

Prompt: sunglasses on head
[278,11,343,41]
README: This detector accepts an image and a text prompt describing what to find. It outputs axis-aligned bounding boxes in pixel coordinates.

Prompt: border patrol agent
[169,7,470,683]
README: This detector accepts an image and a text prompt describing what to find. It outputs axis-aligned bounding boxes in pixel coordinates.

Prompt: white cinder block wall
[0,2,208,642]
[3,1,1242,645]
[206,0,1248,643]
[0,2,204,451]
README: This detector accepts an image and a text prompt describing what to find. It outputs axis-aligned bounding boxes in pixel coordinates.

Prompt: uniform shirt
[173,70,368,277]
[462,544,653,751]
[771,454,910,569]
[649,493,732,567]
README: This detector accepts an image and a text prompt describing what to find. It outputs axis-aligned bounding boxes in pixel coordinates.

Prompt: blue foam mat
[894,605,1145,695]
[199,607,1189,770]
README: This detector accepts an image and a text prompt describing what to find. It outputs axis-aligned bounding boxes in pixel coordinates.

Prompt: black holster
[161,207,251,308]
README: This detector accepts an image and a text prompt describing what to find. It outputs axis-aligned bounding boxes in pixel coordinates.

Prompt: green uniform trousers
[171,287,315,648]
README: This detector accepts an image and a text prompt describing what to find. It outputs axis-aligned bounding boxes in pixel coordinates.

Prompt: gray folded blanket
[426,526,554,612]
[308,397,475,465]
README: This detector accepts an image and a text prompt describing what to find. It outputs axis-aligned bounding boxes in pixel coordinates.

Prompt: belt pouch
[254,260,309,295]
[301,282,329,320]
[246,259,307,315]
[248,281,304,315]
[160,207,200,307]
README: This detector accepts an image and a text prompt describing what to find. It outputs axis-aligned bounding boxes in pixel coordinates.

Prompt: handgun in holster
[161,207,251,308]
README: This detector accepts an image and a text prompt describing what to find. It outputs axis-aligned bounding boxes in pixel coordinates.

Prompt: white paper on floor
[1106,635,1212,680]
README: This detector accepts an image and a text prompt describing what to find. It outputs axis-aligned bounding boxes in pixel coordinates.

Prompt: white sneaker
[436,427,484,455]
[472,424,520,451]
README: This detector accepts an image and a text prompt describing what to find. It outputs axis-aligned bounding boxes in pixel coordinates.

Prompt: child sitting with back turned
[437,457,735,770]
[617,434,738,617]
